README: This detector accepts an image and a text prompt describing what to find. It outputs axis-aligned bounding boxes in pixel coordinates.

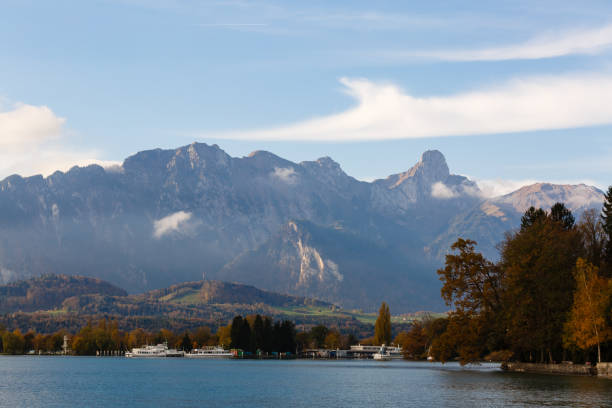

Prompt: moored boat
[125,342,184,358]
[185,346,233,359]
[373,344,392,361]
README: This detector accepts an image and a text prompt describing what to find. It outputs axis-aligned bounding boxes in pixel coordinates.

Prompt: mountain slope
[0,143,604,311]
[221,220,442,311]
[0,274,127,313]
[430,183,604,260]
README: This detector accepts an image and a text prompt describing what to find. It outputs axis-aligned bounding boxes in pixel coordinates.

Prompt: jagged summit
[408,150,450,182]
[300,156,347,178]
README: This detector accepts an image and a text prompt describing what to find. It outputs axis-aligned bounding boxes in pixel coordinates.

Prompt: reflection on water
[0,357,610,407]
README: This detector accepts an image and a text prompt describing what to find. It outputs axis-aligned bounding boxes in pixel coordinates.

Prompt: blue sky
[1,0,612,195]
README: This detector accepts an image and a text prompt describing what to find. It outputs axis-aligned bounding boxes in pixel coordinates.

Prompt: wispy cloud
[208,72,612,142]
[382,22,612,62]
[153,211,194,238]
[475,179,540,198]
[431,182,458,199]
[198,23,268,27]
[271,166,298,185]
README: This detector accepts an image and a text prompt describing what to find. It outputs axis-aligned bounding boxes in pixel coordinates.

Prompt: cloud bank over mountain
[213,73,612,142]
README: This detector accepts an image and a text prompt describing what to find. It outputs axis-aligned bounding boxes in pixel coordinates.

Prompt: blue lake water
[1,357,611,407]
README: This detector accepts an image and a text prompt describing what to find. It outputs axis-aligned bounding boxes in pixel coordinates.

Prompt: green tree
[230,316,250,350]
[578,209,607,268]
[250,315,265,353]
[550,202,575,230]
[374,302,391,345]
[501,207,581,363]
[180,332,193,352]
[274,320,296,353]
[521,207,547,231]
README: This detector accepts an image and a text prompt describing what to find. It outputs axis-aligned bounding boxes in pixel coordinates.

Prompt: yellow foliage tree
[217,324,232,347]
[564,259,612,362]
[374,302,391,345]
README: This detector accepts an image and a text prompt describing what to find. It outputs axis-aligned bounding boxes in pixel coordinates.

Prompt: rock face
[0,143,604,311]
[221,220,438,311]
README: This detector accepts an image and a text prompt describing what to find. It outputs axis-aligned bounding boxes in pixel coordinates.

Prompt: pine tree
[520,207,546,231]
[550,202,575,230]
[374,302,391,345]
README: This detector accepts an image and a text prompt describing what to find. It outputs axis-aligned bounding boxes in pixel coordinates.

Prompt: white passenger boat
[185,346,233,359]
[373,344,392,361]
[125,342,184,358]
[387,345,403,360]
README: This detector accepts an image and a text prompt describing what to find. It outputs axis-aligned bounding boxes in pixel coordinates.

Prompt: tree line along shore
[419,187,612,366]
[1,187,611,367]
[0,306,394,356]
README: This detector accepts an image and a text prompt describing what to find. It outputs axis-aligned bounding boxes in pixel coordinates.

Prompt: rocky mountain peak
[300,156,346,178]
[314,156,340,169]
[407,150,450,182]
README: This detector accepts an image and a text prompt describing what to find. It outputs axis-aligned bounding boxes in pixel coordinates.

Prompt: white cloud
[0,103,65,148]
[210,73,612,141]
[0,101,119,179]
[431,182,457,199]
[271,166,298,185]
[475,179,539,198]
[153,211,194,238]
[0,265,18,284]
[384,22,612,62]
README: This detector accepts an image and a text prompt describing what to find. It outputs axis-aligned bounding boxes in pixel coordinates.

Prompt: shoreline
[502,361,612,379]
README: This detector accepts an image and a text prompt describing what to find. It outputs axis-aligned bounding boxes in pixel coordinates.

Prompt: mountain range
[0,143,604,312]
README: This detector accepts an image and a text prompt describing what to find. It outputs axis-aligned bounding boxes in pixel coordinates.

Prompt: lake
[1,357,610,407]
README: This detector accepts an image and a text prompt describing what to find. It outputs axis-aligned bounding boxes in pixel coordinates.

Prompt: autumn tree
[324,329,342,349]
[192,327,212,348]
[310,325,329,348]
[374,302,391,345]
[563,259,612,363]
[395,322,427,359]
[128,328,148,349]
[217,324,232,347]
[435,239,505,364]
[2,329,25,354]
